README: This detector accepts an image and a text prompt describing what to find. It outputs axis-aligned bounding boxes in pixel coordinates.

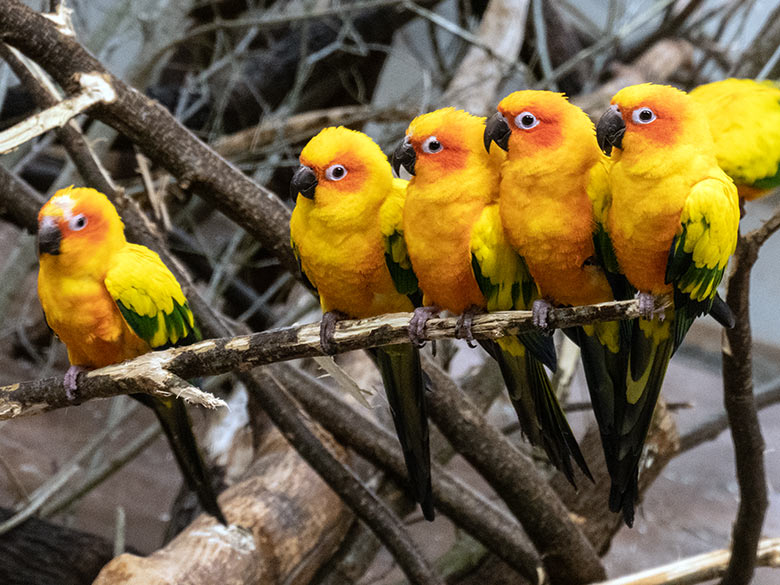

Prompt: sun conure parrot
[689,78,780,204]
[393,107,590,486]
[483,90,642,515]
[288,126,434,520]
[36,186,226,525]
[595,83,740,525]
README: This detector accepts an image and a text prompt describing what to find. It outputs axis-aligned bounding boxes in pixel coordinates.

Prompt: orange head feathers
[393,108,500,182]
[596,83,715,160]
[37,186,126,271]
[485,90,599,170]
[290,126,392,211]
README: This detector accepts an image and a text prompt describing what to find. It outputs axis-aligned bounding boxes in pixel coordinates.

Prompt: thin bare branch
[593,537,780,585]
[720,209,777,584]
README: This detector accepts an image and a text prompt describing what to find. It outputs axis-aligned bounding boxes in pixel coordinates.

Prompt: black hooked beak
[37,219,62,256]
[290,165,318,200]
[392,137,416,176]
[484,112,511,152]
[596,105,625,156]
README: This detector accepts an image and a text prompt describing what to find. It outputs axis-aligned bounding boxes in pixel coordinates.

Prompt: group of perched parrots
[32,78,779,532]
[289,78,780,527]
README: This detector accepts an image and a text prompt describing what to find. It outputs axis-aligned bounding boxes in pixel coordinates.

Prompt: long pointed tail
[373,344,434,521]
[483,338,591,487]
[133,394,227,525]
[573,320,673,527]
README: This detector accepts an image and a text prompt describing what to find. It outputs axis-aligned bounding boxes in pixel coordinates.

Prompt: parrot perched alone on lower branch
[596,83,740,525]
[394,107,590,486]
[289,126,434,520]
[36,186,226,525]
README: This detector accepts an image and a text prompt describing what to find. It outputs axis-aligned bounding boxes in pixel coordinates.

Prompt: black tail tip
[209,506,229,526]
[419,485,435,521]
[609,483,636,528]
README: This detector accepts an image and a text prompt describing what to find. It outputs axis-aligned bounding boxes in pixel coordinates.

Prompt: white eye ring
[422,136,443,154]
[325,164,348,181]
[514,111,539,130]
[69,213,88,231]
[632,107,656,124]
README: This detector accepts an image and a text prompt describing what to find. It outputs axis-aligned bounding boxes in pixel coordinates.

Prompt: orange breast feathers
[38,273,149,367]
[499,170,611,306]
[297,217,412,318]
[492,90,613,306]
[403,190,486,314]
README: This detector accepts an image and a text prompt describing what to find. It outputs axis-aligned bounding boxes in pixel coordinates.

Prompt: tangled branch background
[0,1,779,585]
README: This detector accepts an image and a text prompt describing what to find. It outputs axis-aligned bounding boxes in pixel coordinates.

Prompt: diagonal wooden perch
[0,298,665,420]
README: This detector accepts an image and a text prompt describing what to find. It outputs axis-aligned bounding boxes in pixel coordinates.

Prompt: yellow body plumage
[289,126,434,520]
[606,84,739,296]
[290,128,412,317]
[37,187,198,367]
[37,186,224,524]
[690,78,780,199]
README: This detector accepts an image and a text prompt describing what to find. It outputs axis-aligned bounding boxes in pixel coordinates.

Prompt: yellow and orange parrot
[288,126,434,520]
[595,83,740,524]
[37,186,226,524]
[484,90,640,512]
[394,107,590,486]
[690,78,780,203]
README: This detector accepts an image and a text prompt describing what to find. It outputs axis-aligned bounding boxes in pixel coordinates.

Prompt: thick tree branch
[259,369,444,585]
[0,299,660,421]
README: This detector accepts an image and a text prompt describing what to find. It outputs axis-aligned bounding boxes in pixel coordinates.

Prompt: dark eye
[514,111,539,130]
[632,107,656,124]
[422,136,442,154]
[325,164,347,181]
[69,214,87,231]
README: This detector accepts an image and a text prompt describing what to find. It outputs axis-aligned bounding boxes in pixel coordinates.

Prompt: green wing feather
[665,177,739,349]
[105,244,225,525]
[380,178,422,307]
[106,244,200,349]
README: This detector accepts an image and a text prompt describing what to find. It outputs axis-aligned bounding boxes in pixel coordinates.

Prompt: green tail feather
[132,394,227,525]
[372,344,434,521]
[612,322,674,527]
[482,339,591,487]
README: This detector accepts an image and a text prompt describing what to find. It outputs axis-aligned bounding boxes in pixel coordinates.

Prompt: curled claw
[63,365,86,401]
[409,306,440,348]
[320,310,348,354]
[532,299,555,335]
[635,291,665,321]
[455,305,483,348]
